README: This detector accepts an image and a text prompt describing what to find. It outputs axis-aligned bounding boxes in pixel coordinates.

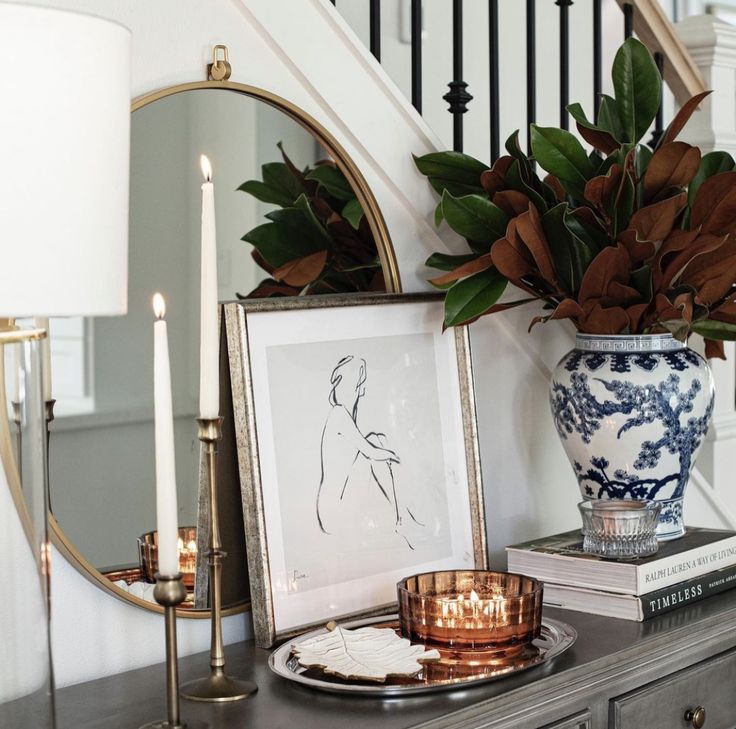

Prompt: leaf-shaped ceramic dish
[270,614,577,696]
[293,624,440,682]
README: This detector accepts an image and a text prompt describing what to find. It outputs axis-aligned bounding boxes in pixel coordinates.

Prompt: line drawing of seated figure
[316,355,424,549]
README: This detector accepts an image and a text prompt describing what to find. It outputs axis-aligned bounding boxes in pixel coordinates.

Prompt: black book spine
[641,564,736,619]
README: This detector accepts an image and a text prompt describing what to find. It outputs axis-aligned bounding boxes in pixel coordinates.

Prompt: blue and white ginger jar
[550,333,714,540]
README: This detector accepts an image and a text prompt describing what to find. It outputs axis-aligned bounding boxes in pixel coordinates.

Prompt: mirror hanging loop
[208,45,232,82]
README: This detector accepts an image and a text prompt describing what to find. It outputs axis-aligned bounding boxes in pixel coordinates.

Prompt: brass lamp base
[180,668,258,703]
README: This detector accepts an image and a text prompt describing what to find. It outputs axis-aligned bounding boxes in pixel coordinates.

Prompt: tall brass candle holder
[180,417,257,702]
[139,573,207,729]
[44,399,55,511]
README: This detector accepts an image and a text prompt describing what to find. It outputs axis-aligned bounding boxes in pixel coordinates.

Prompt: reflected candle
[398,570,543,652]
[33,317,52,401]
[199,154,219,419]
[152,293,179,576]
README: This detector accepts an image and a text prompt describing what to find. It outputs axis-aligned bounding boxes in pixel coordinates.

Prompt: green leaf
[414,151,488,187]
[341,198,364,229]
[541,203,594,294]
[565,211,608,254]
[611,38,661,144]
[597,94,625,141]
[692,319,736,341]
[505,160,549,212]
[443,269,508,327]
[293,194,335,246]
[688,151,736,207]
[425,252,479,271]
[261,162,303,202]
[427,177,485,197]
[237,180,295,207]
[530,125,595,196]
[614,171,636,236]
[631,265,653,302]
[305,166,354,200]
[440,191,509,244]
[242,222,322,267]
[434,200,444,227]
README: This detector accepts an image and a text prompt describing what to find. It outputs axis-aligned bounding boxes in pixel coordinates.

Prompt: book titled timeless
[506,527,736,595]
[543,563,736,621]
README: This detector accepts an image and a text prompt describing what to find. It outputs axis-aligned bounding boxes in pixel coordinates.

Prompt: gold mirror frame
[48,80,402,617]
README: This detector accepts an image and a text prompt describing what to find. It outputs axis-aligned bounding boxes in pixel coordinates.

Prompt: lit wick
[200,154,212,183]
[153,292,166,320]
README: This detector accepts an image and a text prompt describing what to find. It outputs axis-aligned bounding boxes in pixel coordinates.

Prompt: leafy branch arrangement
[238,144,384,297]
[416,38,736,358]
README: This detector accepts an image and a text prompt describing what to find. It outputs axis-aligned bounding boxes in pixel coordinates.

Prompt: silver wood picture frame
[225,293,487,647]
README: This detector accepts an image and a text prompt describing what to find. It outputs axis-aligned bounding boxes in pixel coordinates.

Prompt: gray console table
[55,591,736,729]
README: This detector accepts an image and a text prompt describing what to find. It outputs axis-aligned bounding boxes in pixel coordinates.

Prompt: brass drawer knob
[684,706,706,728]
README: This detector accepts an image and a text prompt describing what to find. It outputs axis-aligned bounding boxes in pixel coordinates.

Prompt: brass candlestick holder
[139,573,208,729]
[180,417,257,703]
[44,399,55,511]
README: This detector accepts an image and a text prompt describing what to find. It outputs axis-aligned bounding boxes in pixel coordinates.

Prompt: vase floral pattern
[550,334,714,540]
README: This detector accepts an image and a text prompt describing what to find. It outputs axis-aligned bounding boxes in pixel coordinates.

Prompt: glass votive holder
[397,570,543,653]
[578,500,661,559]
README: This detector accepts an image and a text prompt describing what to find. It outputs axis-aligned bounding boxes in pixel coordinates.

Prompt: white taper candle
[152,293,179,576]
[199,155,219,419]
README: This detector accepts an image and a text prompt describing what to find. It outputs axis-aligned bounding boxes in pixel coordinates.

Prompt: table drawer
[611,648,736,729]
[539,710,591,729]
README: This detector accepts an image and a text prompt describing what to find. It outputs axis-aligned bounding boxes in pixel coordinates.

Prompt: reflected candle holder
[139,527,198,589]
[397,570,543,654]
[578,500,661,559]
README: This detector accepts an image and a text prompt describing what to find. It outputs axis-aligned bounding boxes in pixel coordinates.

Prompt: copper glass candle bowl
[397,570,543,653]
[138,526,198,587]
[578,500,661,559]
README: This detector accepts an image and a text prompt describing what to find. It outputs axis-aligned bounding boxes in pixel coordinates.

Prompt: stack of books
[506,527,736,621]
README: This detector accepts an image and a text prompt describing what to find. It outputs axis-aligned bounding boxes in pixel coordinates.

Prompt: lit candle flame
[200,154,212,182]
[470,589,480,602]
[186,540,197,552]
[177,537,184,550]
[152,292,166,320]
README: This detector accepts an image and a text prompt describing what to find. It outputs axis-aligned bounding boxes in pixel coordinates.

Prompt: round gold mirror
[47,81,400,617]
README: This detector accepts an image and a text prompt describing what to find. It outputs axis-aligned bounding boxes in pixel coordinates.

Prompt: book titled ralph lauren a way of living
[506,527,736,596]
[542,563,736,621]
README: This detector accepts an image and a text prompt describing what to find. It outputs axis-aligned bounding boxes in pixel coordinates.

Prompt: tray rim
[268,612,577,696]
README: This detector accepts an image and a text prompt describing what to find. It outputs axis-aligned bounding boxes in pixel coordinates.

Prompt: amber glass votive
[397,570,543,652]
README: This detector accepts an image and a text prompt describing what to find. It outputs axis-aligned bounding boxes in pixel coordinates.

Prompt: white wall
[7,0,730,692]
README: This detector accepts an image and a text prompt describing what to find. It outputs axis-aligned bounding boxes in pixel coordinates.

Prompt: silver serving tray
[269,613,577,696]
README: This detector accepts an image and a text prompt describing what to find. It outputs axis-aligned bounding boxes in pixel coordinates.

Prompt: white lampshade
[0,4,131,317]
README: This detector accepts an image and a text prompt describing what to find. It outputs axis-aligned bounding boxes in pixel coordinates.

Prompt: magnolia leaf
[434,200,444,227]
[414,152,488,187]
[429,253,492,287]
[567,102,620,154]
[293,625,440,682]
[598,94,626,142]
[261,162,303,202]
[440,190,509,244]
[688,152,736,208]
[273,250,329,287]
[541,203,594,294]
[341,198,364,229]
[505,160,549,212]
[692,319,736,341]
[659,90,712,148]
[425,252,478,271]
[237,180,295,207]
[242,222,322,267]
[530,125,594,197]
[690,171,736,234]
[612,38,661,144]
[643,142,700,202]
[305,166,354,200]
[427,177,485,197]
[444,268,508,328]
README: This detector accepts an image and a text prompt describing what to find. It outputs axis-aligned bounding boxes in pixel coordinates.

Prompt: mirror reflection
[38,87,387,610]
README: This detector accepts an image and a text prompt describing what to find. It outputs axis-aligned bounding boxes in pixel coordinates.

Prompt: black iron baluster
[411,0,422,113]
[444,0,473,152]
[623,2,634,39]
[369,0,381,61]
[527,0,536,153]
[593,0,602,122]
[557,0,573,131]
[649,52,665,148]
[489,0,500,161]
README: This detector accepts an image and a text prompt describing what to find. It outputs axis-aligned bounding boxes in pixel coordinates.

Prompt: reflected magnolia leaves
[238,143,384,297]
[46,83,395,616]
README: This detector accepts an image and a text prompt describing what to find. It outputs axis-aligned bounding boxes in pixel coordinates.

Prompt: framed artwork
[225,293,487,647]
